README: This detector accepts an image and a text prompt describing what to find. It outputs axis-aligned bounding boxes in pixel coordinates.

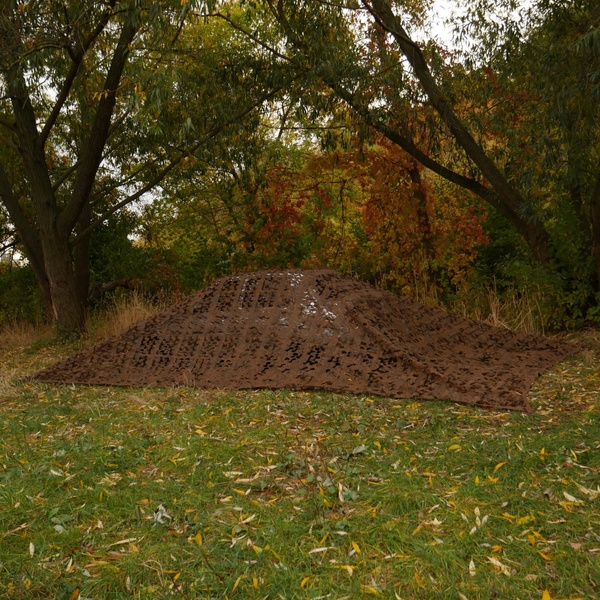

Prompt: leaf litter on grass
[0,334,598,599]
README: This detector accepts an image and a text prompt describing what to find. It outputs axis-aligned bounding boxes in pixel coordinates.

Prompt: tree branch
[326,81,497,202]
[358,0,552,264]
[0,116,17,133]
[0,239,18,255]
[6,63,56,211]
[214,11,295,64]
[365,0,535,220]
[52,160,81,192]
[0,161,48,290]
[58,15,138,236]
[71,80,292,246]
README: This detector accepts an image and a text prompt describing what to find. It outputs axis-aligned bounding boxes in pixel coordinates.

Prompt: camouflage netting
[32,269,577,411]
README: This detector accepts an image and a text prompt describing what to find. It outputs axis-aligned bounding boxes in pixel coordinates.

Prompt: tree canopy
[1,0,599,333]
[0,0,287,332]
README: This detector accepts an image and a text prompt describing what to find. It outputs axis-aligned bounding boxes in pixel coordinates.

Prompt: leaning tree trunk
[26,185,87,335]
[25,243,54,324]
[367,0,555,268]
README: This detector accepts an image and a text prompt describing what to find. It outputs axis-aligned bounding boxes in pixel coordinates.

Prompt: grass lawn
[0,330,598,599]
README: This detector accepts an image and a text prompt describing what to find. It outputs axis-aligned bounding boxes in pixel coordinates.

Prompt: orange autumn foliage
[237,137,487,298]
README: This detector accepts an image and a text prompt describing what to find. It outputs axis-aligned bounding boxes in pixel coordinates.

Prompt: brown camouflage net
[33,269,577,411]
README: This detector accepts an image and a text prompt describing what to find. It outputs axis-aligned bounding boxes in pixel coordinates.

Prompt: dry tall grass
[0,319,52,356]
[88,290,165,342]
[0,320,52,397]
[0,291,164,392]
[0,291,163,353]
[455,284,545,335]
[486,289,544,334]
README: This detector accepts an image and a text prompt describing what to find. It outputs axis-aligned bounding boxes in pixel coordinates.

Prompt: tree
[454,0,600,316]
[0,0,284,334]
[239,0,599,317]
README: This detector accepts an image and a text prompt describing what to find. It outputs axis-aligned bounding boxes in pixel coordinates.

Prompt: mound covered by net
[33,269,576,411]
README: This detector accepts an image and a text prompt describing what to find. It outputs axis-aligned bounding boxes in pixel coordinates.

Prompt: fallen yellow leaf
[68,588,80,600]
[517,515,535,525]
[563,492,584,504]
[487,556,512,576]
[559,501,578,512]
[493,462,506,472]
[351,541,361,554]
[300,576,310,588]
[362,585,381,595]
[232,574,244,593]
[189,531,203,546]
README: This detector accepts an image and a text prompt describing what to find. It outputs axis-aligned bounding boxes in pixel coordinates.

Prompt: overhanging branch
[71,80,293,247]
[40,1,117,146]
[0,239,18,255]
[59,15,138,236]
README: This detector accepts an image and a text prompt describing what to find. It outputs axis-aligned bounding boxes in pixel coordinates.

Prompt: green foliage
[88,216,146,287]
[450,0,600,323]
[0,263,42,324]
[470,206,600,330]
[2,0,598,331]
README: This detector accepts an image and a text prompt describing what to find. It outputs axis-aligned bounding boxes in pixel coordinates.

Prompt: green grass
[0,333,599,599]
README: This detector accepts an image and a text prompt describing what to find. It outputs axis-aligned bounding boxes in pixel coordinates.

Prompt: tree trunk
[42,235,86,335]
[74,200,91,308]
[408,163,437,288]
[591,174,600,292]
[26,244,54,323]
